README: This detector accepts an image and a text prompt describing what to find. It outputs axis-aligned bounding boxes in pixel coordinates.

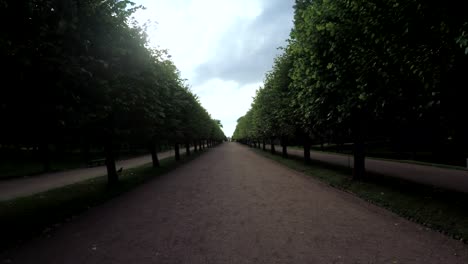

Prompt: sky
[133,0,295,137]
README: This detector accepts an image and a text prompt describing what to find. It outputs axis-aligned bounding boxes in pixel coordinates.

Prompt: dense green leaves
[0,0,225,182]
[234,0,468,178]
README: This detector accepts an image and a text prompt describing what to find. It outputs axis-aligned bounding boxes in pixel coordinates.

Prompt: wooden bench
[87,158,106,167]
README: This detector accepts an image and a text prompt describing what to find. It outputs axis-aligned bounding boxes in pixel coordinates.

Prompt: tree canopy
[233,0,468,179]
[0,0,225,183]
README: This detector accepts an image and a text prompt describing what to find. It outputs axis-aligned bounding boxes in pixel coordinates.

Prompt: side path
[270,145,468,193]
[0,148,192,201]
[3,142,468,263]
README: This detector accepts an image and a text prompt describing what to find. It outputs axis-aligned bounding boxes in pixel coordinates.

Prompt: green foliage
[234,0,468,169]
[233,51,299,143]
[0,0,225,180]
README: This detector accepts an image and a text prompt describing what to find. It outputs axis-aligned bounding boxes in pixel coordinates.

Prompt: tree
[234,0,468,178]
[0,0,225,184]
[289,0,468,179]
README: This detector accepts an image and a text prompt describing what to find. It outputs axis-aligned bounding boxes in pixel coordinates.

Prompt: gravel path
[0,148,191,201]
[3,142,468,263]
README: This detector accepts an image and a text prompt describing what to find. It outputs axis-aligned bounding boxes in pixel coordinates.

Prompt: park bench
[87,158,106,167]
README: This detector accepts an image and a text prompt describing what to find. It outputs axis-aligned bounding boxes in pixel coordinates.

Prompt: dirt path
[0,148,191,201]
[276,145,468,193]
[3,142,468,263]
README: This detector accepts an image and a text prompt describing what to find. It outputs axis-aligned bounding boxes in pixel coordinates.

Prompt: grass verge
[252,147,468,243]
[0,150,206,252]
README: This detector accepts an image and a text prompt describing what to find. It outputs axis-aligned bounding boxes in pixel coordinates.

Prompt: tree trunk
[303,136,311,163]
[185,143,191,156]
[262,139,266,151]
[270,137,276,154]
[105,141,118,185]
[281,136,288,158]
[194,142,198,152]
[174,143,180,161]
[149,143,160,168]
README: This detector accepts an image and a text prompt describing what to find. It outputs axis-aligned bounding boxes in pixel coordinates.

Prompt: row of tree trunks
[256,134,366,180]
[261,133,366,180]
[104,139,220,185]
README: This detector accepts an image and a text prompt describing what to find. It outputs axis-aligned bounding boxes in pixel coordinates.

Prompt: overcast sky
[134,0,295,137]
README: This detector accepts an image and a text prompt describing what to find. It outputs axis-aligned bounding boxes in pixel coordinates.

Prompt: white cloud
[192,79,261,136]
[133,0,294,136]
[134,0,263,80]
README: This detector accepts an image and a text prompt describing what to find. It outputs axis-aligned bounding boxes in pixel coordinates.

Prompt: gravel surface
[3,142,468,263]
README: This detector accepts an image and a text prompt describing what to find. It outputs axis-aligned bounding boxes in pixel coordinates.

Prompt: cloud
[193,0,294,85]
[134,0,266,81]
[133,0,295,136]
[192,79,261,137]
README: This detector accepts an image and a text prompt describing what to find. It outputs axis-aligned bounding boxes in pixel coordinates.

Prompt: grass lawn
[0,150,206,252]
[252,148,468,243]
